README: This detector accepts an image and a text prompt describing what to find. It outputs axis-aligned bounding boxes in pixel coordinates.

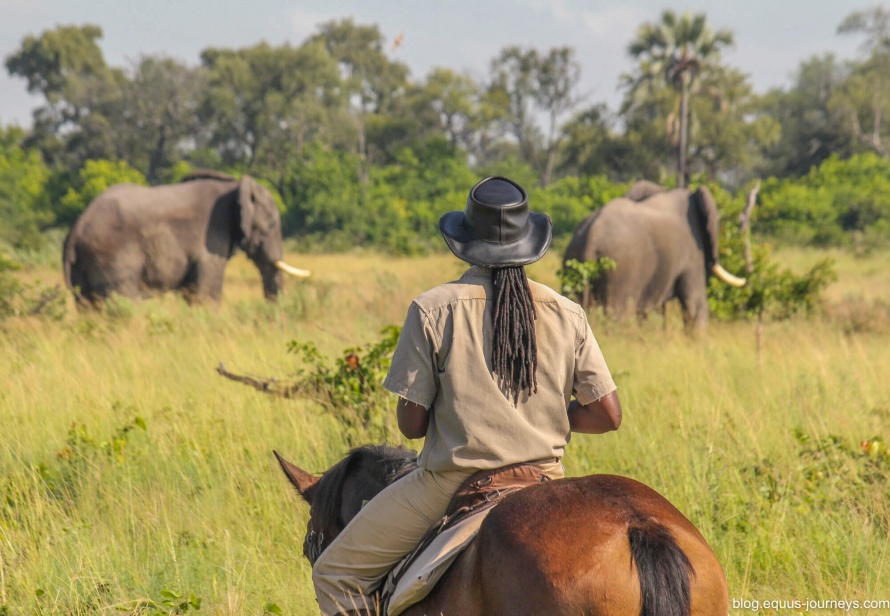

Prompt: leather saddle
[379,461,555,615]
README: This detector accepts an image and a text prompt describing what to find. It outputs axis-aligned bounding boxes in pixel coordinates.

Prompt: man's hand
[397,398,429,439]
[568,391,622,434]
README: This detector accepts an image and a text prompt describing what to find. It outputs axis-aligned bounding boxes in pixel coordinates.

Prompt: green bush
[0,127,52,250]
[756,153,890,245]
[288,325,401,442]
[707,184,838,321]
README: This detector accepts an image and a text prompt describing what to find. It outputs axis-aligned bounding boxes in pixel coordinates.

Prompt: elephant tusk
[275,260,311,277]
[712,263,746,287]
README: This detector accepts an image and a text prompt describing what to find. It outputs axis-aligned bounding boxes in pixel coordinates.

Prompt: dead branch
[215,362,299,398]
[850,107,888,158]
[738,181,760,275]
[28,285,61,316]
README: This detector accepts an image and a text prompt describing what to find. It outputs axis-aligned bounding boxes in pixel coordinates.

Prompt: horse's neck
[339,456,417,524]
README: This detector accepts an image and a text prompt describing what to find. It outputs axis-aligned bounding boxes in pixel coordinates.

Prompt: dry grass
[1,248,889,614]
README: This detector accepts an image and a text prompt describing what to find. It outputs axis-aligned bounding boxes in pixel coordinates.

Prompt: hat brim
[439,211,553,267]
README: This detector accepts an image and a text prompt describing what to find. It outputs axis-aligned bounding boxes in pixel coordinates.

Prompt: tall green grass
[1,251,888,614]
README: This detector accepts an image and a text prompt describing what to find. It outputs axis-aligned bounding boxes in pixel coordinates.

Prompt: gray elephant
[63,171,309,305]
[563,181,745,330]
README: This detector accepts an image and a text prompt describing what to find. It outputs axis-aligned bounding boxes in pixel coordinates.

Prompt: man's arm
[397,397,429,439]
[568,390,622,434]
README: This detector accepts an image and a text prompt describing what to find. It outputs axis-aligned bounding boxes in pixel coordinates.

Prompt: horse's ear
[273,451,319,502]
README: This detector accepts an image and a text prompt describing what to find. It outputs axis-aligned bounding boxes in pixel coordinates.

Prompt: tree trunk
[540,110,559,187]
[678,85,689,188]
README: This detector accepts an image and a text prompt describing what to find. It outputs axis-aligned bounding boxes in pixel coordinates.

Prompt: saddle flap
[446,460,554,517]
[383,508,490,616]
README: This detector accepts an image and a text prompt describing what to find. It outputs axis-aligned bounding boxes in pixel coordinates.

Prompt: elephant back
[564,208,604,263]
[625,180,666,202]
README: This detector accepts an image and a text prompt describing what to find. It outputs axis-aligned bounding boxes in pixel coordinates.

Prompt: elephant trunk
[711,264,746,287]
[275,260,311,277]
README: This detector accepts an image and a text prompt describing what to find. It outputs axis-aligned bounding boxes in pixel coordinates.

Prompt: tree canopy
[1,10,887,253]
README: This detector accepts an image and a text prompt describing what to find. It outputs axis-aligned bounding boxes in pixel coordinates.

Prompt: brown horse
[275,445,728,616]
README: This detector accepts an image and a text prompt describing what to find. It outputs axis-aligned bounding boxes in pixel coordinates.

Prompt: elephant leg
[192,257,227,303]
[675,272,709,334]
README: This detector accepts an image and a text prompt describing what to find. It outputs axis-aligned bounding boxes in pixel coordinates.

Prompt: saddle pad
[383,507,492,616]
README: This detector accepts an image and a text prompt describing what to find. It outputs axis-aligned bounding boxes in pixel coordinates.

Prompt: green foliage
[282,139,475,253]
[0,127,52,250]
[121,589,202,614]
[557,257,617,303]
[57,158,147,224]
[5,19,890,257]
[709,245,837,321]
[707,187,838,321]
[531,175,629,237]
[288,326,401,440]
[756,153,890,246]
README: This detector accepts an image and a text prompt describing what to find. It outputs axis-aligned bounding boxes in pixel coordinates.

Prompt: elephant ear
[692,186,721,267]
[625,180,665,202]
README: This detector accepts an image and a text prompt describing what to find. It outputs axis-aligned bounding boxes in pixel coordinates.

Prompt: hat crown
[464,177,530,243]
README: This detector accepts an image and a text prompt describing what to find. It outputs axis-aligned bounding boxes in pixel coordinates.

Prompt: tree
[422,68,483,154]
[118,56,204,183]
[5,24,125,168]
[835,7,890,158]
[757,55,852,177]
[0,126,51,250]
[837,6,890,52]
[536,48,582,186]
[625,10,733,187]
[310,19,410,183]
[487,46,582,186]
[199,41,341,185]
[559,104,665,181]
[687,65,780,185]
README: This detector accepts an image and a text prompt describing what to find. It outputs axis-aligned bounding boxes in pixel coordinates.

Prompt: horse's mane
[308,444,417,533]
[178,170,236,183]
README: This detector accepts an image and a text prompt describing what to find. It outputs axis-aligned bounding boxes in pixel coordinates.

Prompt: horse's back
[450,475,728,616]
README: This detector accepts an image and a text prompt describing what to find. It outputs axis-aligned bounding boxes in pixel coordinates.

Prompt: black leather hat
[439,176,552,267]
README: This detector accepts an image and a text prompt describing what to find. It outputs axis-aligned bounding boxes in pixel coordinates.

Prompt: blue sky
[0,0,873,127]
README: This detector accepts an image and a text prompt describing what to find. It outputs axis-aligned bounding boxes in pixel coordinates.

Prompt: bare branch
[215,362,298,398]
[27,285,61,316]
[849,108,888,158]
[738,180,760,275]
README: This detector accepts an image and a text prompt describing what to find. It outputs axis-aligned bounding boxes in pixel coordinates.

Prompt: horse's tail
[628,521,694,616]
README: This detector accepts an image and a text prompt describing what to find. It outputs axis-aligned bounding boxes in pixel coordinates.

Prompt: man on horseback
[311,176,623,615]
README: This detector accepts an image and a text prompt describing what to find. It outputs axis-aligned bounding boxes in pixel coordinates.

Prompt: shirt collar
[460,265,492,280]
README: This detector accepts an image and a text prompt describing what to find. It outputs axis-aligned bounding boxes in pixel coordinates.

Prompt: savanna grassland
[2,247,889,615]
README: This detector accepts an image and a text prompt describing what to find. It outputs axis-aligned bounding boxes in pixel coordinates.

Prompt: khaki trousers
[312,461,564,615]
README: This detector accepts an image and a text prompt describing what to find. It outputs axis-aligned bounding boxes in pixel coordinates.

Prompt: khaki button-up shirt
[383,266,616,472]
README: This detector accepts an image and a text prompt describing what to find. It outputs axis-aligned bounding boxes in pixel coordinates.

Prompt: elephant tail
[62,227,84,304]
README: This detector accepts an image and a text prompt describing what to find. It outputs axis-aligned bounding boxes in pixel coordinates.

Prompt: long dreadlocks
[491,265,538,404]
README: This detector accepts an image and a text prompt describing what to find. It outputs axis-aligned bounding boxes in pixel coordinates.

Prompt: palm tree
[626,11,733,186]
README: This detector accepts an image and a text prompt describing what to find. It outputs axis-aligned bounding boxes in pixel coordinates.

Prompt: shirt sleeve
[573,312,617,406]
[382,302,439,408]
